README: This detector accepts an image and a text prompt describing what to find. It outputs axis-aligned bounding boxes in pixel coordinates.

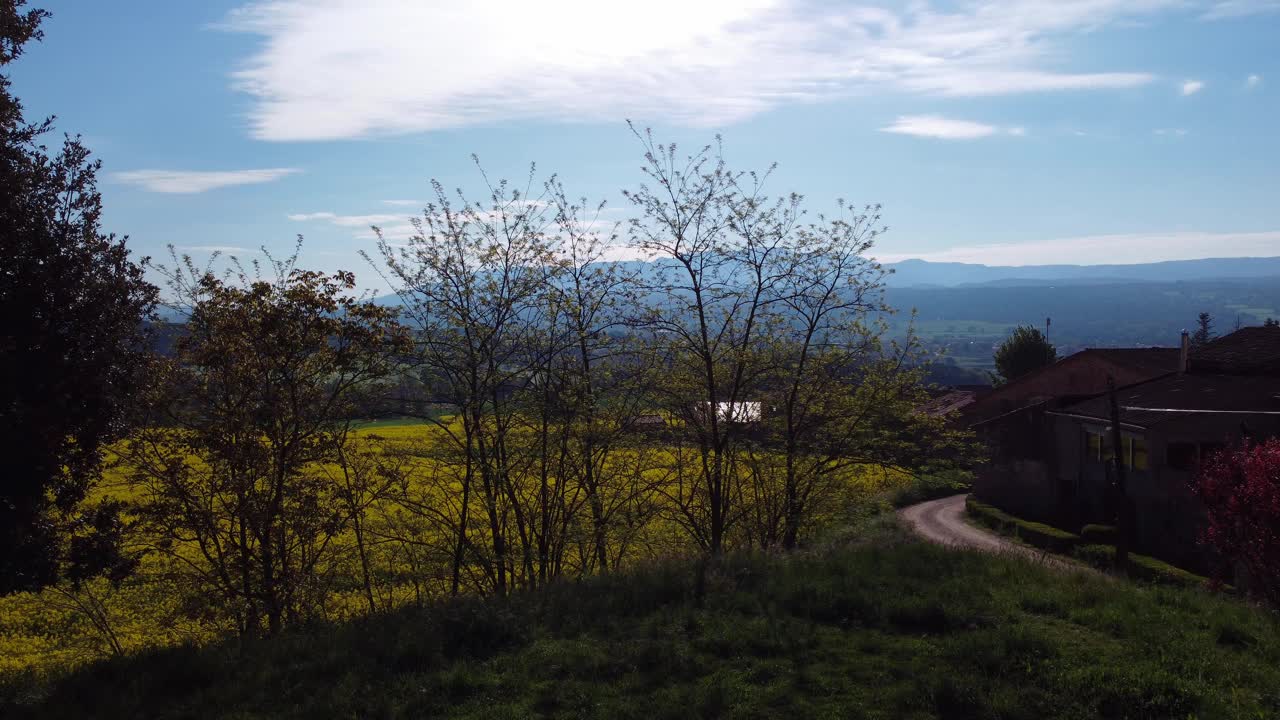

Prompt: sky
[9,0,1280,292]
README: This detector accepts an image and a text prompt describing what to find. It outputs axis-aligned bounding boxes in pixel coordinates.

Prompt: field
[0,420,909,680]
[6,518,1279,719]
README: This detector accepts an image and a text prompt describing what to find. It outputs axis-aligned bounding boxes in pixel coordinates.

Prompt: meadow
[7,517,1280,719]
[0,419,909,681]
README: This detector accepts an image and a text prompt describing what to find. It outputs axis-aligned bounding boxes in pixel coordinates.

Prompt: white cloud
[1202,1,1280,19]
[288,211,406,227]
[381,199,424,206]
[113,168,300,193]
[1246,73,1262,88]
[880,115,1026,140]
[355,224,416,241]
[1181,79,1205,95]
[176,245,256,253]
[1154,128,1189,136]
[876,230,1280,265]
[222,0,1170,141]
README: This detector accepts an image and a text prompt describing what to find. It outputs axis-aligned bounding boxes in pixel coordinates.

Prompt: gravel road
[899,494,1094,573]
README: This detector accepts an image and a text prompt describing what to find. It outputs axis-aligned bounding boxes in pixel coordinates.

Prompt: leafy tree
[1191,311,1215,348]
[1264,317,1278,328]
[127,251,409,636]
[1192,439,1280,606]
[1,1,158,594]
[992,325,1056,384]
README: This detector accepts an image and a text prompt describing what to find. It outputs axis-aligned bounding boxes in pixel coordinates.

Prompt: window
[1132,437,1148,471]
[1089,429,1147,470]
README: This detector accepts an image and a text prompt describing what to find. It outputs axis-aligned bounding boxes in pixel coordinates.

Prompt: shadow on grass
[6,519,1280,719]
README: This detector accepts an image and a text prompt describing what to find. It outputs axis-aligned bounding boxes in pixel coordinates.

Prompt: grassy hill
[5,519,1279,719]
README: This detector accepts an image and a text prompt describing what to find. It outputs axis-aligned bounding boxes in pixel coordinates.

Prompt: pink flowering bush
[1192,439,1280,605]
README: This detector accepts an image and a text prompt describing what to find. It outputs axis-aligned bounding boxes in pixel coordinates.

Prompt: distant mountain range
[881,256,1280,288]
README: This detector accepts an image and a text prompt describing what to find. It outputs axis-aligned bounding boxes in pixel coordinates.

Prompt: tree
[623,128,782,555]
[1,1,158,594]
[373,167,562,596]
[1191,311,1215,348]
[992,325,1056,384]
[1192,439,1280,606]
[128,250,409,636]
[1264,317,1278,328]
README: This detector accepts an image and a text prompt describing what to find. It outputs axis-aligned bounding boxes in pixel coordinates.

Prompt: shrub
[1127,554,1211,590]
[1072,544,1215,590]
[1079,524,1117,545]
[965,499,1079,554]
[1192,438,1280,606]
[1073,544,1116,568]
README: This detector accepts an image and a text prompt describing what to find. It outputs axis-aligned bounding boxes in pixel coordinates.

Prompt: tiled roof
[917,390,979,417]
[1190,326,1280,375]
[959,346,1177,424]
[1086,347,1181,376]
[1051,373,1280,428]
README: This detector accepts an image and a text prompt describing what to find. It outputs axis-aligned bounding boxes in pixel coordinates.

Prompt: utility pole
[1045,316,1051,343]
[1107,376,1130,568]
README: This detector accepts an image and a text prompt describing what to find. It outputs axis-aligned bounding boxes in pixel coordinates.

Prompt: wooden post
[1107,376,1130,568]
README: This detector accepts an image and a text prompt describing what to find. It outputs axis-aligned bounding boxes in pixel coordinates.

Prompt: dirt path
[899,494,1094,573]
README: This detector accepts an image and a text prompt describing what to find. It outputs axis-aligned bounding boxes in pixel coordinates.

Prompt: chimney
[1179,331,1190,374]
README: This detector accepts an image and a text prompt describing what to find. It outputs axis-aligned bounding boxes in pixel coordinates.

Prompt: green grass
[5,520,1279,719]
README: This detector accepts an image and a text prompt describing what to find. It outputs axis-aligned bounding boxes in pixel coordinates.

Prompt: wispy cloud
[222,0,1169,141]
[288,212,407,227]
[176,245,255,253]
[1246,73,1263,88]
[877,230,1280,265]
[880,115,1024,140]
[381,199,424,206]
[1202,0,1280,20]
[1154,128,1189,136]
[113,168,300,193]
[1181,79,1205,96]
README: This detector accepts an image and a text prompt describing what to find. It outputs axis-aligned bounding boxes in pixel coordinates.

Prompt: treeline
[101,132,969,641]
[1,0,971,651]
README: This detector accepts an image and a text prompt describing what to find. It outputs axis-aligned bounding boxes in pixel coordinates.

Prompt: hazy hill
[881,256,1280,288]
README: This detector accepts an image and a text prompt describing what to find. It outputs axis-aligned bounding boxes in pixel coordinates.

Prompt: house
[1043,326,1280,570]
[916,384,990,418]
[960,347,1180,426]
[972,326,1280,573]
[960,346,1179,523]
[695,401,763,424]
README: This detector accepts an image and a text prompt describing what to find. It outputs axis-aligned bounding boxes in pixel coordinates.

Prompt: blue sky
[9,0,1280,291]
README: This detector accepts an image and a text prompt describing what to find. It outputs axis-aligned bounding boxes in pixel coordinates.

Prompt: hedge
[965,500,1220,590]
[1072,544,1218,590]
[965,498,1080,554]
[1079,524,1118,545]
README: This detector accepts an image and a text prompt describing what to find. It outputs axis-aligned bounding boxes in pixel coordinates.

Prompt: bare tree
[371,165,557,596]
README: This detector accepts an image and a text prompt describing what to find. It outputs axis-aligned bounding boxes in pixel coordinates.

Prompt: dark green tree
[1,1,158,594]
[1191,311,1215,348]
[992,325,1057,384]
[1264,318,1278,328]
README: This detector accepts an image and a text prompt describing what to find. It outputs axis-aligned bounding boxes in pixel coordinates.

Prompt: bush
[1192,438,1280,606]
[965,498,1079,554]
[1072,544,1215,590]
[1127,554,1211,590]
[1074,544,1117,568]
[1079,524,1117,544]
